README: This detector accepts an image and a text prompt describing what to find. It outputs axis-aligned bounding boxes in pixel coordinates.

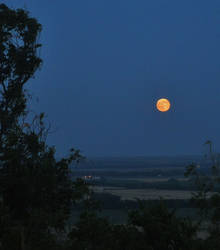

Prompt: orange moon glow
[156,98,171,112]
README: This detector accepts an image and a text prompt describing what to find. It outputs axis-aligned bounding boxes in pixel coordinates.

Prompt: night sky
[3,0,220,158]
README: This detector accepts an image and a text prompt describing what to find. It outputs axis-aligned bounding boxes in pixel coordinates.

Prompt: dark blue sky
[4,0,220,157]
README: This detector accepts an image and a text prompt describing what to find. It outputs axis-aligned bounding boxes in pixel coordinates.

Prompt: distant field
[93,186,194,200]
[74,167,186,172]
[73,155,213,201]
[109,177,188,183]
[93,184,216,200]
[69,156,212,239]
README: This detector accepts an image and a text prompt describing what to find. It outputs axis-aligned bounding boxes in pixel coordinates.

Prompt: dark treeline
[73,166,212,178]
[75,155,206,169]
[80,177,198,190]
[74,192,194,210]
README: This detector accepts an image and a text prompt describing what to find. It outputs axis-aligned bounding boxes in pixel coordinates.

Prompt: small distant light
[23,123,30,128]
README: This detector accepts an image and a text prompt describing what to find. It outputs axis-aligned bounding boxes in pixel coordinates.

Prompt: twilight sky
[4,0,220,158]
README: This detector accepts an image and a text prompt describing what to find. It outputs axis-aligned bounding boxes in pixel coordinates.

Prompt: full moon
[156,98,171,112]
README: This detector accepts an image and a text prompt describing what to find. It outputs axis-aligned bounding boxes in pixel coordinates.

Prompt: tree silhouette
[0,4,89,249]
[185,140,220,249]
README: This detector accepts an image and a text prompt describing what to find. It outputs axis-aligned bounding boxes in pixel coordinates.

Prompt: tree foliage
[0,3,42,137]
[185,140,220,249]
[0,4,89,249]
